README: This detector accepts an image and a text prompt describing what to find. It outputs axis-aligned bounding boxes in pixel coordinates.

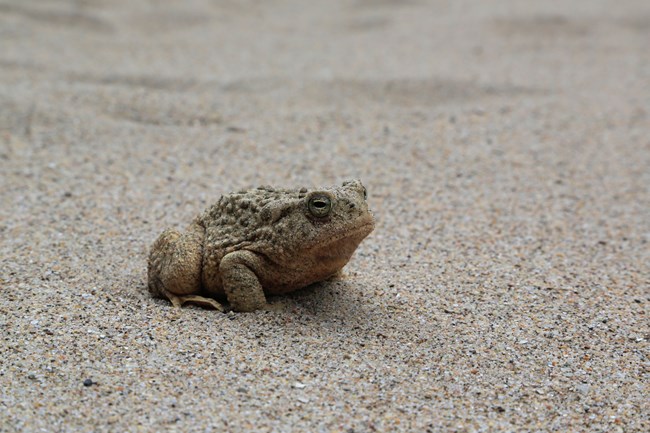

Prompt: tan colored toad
[147,180,375,312]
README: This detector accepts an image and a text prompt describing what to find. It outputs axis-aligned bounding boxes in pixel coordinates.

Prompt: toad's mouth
[311,218,375,259]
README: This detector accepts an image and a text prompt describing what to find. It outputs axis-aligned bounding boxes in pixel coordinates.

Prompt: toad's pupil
[313,201,327,208]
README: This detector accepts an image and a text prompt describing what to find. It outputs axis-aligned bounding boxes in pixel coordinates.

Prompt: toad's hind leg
[147,223,224,311]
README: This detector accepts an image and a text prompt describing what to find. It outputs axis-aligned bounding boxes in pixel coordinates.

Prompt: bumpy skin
[147,180,375,312]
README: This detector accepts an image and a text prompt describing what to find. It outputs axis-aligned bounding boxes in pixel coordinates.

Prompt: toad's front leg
[219,251,267,312]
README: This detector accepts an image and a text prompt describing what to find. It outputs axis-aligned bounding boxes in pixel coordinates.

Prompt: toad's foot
[167,292,225,311]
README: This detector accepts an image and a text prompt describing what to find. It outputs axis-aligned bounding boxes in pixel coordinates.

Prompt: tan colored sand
[1,0,648,431]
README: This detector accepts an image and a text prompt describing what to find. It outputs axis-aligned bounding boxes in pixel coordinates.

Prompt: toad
[147,180,375,312]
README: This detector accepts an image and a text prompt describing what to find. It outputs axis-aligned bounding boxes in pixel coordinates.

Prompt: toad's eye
[308,195,332,218]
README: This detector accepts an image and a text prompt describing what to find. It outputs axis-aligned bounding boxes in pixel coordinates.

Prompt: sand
[1,0,648,431]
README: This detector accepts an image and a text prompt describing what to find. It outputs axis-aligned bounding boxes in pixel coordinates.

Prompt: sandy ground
[1,0,649,431]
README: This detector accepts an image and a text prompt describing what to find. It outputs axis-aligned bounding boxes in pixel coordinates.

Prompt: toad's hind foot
[166,292,225,311]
